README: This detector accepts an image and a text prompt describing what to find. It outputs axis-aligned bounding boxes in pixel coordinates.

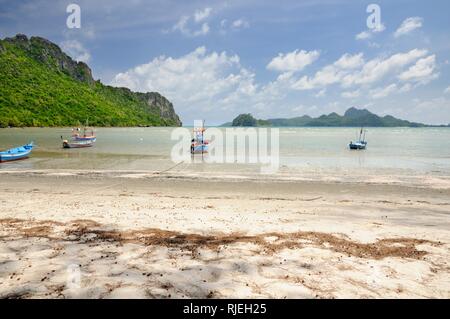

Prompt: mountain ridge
[0,34,181,127]
[223,108,448,127]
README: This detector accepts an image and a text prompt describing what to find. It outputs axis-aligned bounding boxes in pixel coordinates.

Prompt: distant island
[0,34,182,127]
[223,108,449,127]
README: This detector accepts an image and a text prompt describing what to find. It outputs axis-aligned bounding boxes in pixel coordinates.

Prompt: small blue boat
[0,142,34,162]
[191,143,209,154]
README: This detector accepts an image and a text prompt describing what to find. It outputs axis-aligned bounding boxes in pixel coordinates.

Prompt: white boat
[349,128,367,150]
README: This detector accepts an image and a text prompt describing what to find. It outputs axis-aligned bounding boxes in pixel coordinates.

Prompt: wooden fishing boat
[73,135,96,142]
[191,140,209,154]
[0,142,34,162]
[191,121,209,154]
[62,139,94,149]
[71,126,96,142]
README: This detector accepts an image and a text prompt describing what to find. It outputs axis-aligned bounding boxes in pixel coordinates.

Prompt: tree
[232,113,257,127]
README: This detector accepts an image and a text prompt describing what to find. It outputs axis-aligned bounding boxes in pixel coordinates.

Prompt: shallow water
[1,127,450,176]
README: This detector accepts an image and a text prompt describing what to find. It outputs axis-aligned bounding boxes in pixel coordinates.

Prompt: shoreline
[1,168,450,190]
[0,171,449,298]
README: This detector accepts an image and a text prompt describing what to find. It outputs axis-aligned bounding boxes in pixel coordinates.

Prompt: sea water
[1,127,449,176]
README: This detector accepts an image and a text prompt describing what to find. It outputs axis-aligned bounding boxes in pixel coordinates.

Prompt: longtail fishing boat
[0,142,34,162]
[71,126,96,142]
[191,120,209,154]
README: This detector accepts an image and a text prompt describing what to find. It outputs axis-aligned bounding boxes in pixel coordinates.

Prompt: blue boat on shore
[0,142,34,162]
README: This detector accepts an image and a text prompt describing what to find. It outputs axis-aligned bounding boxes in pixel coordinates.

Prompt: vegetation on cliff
[0,34,181,127]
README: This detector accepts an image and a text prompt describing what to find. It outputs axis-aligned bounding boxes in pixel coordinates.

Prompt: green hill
[0,34,181,127]
[227,107,432,127]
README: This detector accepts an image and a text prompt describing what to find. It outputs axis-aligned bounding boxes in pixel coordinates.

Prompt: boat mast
[86,118,90,136]
[201,120,205,158]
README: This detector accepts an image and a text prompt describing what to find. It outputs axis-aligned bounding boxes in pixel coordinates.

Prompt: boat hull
[63,141,94,149]
[191,144,209,154]
[73,136,96,142]
[0,143,34,162]
[349,142,367,150]
[0,151,31,162]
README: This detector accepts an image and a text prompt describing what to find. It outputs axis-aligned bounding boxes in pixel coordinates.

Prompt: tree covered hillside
[0,34,181,127]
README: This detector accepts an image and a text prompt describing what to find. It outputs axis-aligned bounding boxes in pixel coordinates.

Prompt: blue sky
[1,0,450,125]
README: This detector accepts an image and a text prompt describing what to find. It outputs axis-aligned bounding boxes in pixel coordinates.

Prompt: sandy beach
[0,169,449,299]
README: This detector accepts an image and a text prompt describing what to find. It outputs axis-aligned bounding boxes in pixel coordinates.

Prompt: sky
[1,0,450,125]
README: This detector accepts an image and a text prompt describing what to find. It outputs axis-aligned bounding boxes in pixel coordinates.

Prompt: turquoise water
[0,127,449,175]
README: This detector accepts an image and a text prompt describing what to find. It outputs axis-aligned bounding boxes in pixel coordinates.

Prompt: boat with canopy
[191,120,209,154]
[71,120,96,142]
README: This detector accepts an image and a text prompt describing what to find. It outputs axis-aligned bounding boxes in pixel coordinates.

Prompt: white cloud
[267,49,320,73]
[315,89,326,98]
[341,90,360,99]
[110,45,442,124]
[334,53,364,69]
[373,23,386,33]
[398,55,438,83]
[194,7,212,22]
[111,47,260,120]
[291,49,430,92]
[356,31,371,40]
[371,84,398,99]
[194,23,210,36]
[342,49,428,87]
[171,16,190,35]
[171,8,212,37]
[60,40,91,63]
[444,86,450,94]
[231,19,249,29]
[220,18,250,34]
[355,23,385,41]
[394,17,423,37]
[172,16,210,37]
[110,46,305,122]
[370,83,412,99]
[292,64,342,90]
[62,23,96,40]
[399,83,412,93]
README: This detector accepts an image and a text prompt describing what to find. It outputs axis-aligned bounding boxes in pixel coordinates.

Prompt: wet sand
[0,170,449,298]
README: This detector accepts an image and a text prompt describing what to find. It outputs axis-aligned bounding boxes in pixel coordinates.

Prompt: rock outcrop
[140,92,181,126]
